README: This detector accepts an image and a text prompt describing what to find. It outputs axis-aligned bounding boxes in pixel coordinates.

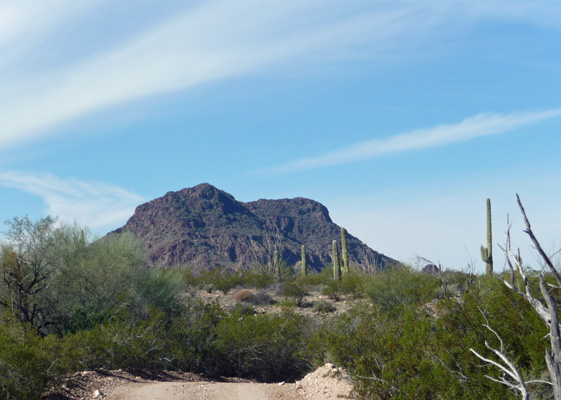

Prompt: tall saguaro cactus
[480,198,493,275]
[341,227,349,275]
[332,240,341,280]
[274,250,281,281]
[301,245,307,277]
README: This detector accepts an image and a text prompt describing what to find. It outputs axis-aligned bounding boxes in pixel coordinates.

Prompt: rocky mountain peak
[113,184,396,272]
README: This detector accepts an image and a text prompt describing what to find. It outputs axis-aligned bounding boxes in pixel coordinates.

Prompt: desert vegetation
[0,196,559,399]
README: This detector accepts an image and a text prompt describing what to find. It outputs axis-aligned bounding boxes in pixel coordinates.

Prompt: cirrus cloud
[0,170,142,229]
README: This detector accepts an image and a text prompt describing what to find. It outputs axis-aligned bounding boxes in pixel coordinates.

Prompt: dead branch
[484,195,561,400]
[470,308,531,399]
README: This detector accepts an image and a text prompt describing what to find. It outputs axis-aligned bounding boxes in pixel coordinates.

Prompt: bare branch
[517,194,561,287]
[470,316,531,400]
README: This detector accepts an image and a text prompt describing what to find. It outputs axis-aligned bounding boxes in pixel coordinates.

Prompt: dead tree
[471,194,561,399]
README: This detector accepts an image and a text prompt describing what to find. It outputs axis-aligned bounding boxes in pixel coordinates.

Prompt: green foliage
[322,271,367,300]
[193,268,277,292]
[282,279,309,307]
[304,266,336,286]
[0,217,148,336]
[339,271,367,298]
[196,268,243,294]
[246,290,274,306]
[321,304,502,399]
[240,269,276,289]
[322,278,344,300]
[212,310,312,382]
[127,267,184,319]
[312,300,336,313]
[0,315,56,400]
[365,266,440,315]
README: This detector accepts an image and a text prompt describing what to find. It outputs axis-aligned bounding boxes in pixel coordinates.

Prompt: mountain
[111,183,396,272]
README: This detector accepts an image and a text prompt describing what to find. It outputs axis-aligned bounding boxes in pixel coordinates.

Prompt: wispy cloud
[0,1,101,63]
[259,108,561,174]
[0,1,368,149]
[0,170,142,229]
[1,1,559,151]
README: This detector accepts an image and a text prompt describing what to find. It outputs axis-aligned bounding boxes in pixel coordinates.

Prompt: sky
[0,0,560,272]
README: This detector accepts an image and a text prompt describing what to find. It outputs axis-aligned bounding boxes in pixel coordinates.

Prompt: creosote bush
[312,300,336,313]
[365,265,440,315]
[247,290,274,306]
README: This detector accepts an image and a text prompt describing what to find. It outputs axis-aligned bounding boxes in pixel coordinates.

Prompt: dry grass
[233,289,255,302]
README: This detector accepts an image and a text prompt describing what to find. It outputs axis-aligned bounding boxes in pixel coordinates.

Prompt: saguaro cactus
[516,248,523,267]
[341,227,349,275]
[480,198,493,275]
[301,245,307,277]
[332,240,341,280]
[274,250,281,281]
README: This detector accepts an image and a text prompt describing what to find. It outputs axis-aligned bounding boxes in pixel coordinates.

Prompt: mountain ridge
[112,183,396,272]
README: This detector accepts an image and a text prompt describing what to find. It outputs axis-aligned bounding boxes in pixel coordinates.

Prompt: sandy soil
[110,381,303,400]
[110,364,353,400]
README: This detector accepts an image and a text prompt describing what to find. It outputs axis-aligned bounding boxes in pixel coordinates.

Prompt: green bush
[212,310,312,382]
[312,300,336,313]
[282,279,309,307]
[322,279,344,301]
[196,269,243,294]
[247,290,274,306]
[365,266,440,314]
[129,268,184,318]
[0,317,56,400]
[238,269,276,289]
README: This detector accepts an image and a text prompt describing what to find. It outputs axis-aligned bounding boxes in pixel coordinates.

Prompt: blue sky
[1,1,560,272]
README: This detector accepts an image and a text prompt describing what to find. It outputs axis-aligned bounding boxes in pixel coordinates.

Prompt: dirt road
[110,381,304,400]
[47,363,353,400]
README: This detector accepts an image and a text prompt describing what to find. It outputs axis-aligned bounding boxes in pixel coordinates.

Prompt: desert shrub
[321,306,482,400]
[0,316,56,400]
[233,289,255,302]
[317,278,554,400]
[195,269,247,294]
[322,279,344,301]
[312,300,336,313]
[279,298,297,310]
[228,302,255,317]
[212,310,312,382]
[339,272,367,297]
[0,217,150,336]
[169,301,226,375]
[239,269,276,289]
[282,279,309,307]
[128,268,184,318]
[202,283,215,293]
[62,307,176,372]
[247,290,274,306]
[365,265,440,315]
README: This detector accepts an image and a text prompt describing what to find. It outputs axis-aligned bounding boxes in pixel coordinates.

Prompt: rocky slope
[112,183,395,272]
